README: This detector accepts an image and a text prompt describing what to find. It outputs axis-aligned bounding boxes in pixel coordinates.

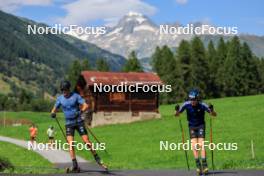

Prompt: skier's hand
[208,103,214,111]
[50,113,56,118]
[175,104,180,111]
[175,104,180,117]
[208,103,217,117]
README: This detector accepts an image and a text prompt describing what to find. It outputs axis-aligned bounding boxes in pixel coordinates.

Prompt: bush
[30,99,54,112]
[0,156,14,172]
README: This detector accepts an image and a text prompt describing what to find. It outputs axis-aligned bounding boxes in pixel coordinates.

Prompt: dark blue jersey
[54,92,85,125]
[179,101,211,127]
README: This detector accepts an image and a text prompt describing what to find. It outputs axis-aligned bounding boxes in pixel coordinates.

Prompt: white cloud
[176,0,188,5]
[0,0,52,12]
[57,0,157,26]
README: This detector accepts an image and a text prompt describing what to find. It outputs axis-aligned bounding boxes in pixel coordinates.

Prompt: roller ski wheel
[202,167,209,175]
[65,166,80,173]
[196,167,202,176]
[94,154,108,171]
[100,163,108,171]
[97,160,108,171]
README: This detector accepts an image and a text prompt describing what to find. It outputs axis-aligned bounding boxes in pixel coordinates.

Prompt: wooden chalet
[75,71,163,127]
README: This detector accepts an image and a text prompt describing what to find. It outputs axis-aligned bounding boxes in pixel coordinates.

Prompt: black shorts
[189,125,205,138]
[65,122,88,136]
[48,137,54,140]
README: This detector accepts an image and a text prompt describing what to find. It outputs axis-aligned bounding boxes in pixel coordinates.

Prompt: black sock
[195,158,201,168]
[202,158,208,167]
[72,158,78,168]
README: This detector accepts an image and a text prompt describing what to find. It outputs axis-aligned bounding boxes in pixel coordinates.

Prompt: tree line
[67,35,264,104]
[1,35,263,111]
[152,36,264,103]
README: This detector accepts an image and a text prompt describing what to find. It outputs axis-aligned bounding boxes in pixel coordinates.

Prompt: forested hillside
[0,10,126,111]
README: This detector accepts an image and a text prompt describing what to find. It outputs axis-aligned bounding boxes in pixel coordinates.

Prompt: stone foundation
[90,111,161,127]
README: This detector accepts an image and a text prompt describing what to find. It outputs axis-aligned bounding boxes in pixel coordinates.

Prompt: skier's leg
[190,127,201,175]
[198,137,208,174]
[66,125,79,170]
[191,138,201,173]
[198,125,208,174]
[77,124,107,170]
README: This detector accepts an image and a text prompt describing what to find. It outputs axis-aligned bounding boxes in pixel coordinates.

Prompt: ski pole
[210,117,215,172]
[86,127,110,156]
[175,105,190,171]
[179,119,190,171]
[54,117,68,143]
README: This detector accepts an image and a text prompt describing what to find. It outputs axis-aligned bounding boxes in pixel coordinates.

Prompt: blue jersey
[55,92,85,125]
[179,101,211,127]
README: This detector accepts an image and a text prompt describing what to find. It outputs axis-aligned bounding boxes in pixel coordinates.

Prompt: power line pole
[3,110,6,128]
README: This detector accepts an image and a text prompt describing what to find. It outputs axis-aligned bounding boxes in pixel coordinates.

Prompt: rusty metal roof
[81,71,163,85]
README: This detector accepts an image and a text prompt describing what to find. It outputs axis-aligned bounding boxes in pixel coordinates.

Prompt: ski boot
[201,158,209,175]
[94,154,108,171]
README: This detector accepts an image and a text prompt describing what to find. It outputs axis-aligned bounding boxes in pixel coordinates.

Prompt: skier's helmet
[188,89,200,101]
[60,80,71,92]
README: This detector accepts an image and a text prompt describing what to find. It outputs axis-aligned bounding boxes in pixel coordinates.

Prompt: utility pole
[3,110,6,128]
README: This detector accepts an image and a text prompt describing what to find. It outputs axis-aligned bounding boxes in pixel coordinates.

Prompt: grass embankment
[0,141,61,174]
[0,94,263,171]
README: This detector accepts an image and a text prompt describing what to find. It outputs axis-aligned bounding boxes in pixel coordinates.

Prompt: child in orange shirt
[29,124,38,145]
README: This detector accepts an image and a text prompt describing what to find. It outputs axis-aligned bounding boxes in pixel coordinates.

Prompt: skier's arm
[51,97,61,118]
[80,102,89,112]
[51,107,58,114]
[77,94,89,112]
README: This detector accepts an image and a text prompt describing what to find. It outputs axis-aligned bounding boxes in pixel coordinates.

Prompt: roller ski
[202,167,209,175]
[196,167,202,176]
[195,159,209,175]
[201,158,209,175]
[94,154,108,172]
[65,166,81,173]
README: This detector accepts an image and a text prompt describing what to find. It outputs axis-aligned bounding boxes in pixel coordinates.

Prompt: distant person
[50,80,107,173]
[47,125,55,146]
[175,89,217,175]
[29,124,37,145]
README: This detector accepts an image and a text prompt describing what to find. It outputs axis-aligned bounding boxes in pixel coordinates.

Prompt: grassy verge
[0,94,264,170]
[0,141,62,174]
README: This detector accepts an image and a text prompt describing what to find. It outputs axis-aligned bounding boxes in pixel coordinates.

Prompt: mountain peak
[126,11,143,17]
[121,11,148,25]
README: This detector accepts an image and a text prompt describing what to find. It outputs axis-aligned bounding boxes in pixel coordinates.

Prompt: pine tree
[152,46,162,74]
[96,59,110,71]
[240,42,259,95]
[258,58,264,93]
[190,36,209,97]
[215,37,227,97]
[67,60,82,90]
[81,59,91,71]
[223,36,242,96]
[122,51,143,72]
[177,40,192,98]
[207,40,219,97]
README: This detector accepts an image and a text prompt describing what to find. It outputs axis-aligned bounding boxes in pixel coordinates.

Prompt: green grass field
[0,141,62,174]
[0,94,264,172]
